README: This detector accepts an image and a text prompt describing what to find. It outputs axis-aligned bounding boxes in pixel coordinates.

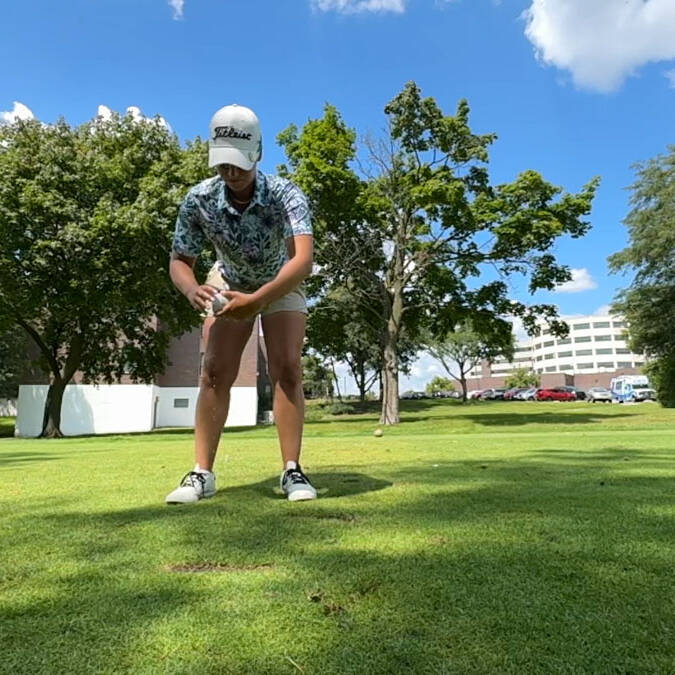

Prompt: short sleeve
[172,191,207,257]
[279,181,313,240]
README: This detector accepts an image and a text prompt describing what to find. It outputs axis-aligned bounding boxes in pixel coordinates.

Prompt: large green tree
[280,83,598,424]
[609,146,675,407]
[424,321,514,401]
[0,115,211,436]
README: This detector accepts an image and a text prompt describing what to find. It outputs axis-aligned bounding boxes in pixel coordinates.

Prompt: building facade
[466,314,646,390]
[16,318,269,437]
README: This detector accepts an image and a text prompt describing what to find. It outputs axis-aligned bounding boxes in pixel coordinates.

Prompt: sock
[285,460,298,472]
[194,464,212,475]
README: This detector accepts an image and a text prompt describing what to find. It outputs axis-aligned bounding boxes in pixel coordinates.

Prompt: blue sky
[2,0,673,390]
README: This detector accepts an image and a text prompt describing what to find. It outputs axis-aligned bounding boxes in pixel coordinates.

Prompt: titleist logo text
[213,126,253,141]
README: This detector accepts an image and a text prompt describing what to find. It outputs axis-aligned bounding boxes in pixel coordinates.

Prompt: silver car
[587,387,612,403]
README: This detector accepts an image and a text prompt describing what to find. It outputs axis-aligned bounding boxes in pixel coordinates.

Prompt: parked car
[480,388,507,400]
[515,387,537,400]
[535,387,576,402]
[587,387,612,403]
[561,386,586,401]
[467,389,484,400]
[504,387,529,400]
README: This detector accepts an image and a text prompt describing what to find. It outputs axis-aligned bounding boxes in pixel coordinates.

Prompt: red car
[535,387,576,402]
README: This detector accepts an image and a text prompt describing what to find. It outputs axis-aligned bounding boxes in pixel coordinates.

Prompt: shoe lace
[285,467,310,486]
[180,471,207,489]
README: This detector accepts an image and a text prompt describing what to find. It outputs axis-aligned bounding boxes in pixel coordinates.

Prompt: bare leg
[261,311,306,467]
[194,316,254,471]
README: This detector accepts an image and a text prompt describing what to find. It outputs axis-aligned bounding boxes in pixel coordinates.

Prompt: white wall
[16,384,258,437]
[155,386,257,428]
[17,384,156,437]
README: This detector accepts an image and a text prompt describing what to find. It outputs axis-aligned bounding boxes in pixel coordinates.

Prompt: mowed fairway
[1,401,674,674]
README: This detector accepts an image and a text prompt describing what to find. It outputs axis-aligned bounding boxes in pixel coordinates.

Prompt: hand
[185,284,218,312]
[220,290,263,320]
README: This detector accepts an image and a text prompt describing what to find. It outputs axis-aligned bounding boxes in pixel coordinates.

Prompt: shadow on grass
[3,448,674,673]
[0,451,66,467]
[216,471,393,501]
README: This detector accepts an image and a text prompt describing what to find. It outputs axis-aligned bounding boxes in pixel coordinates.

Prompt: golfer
[165,104,316,504]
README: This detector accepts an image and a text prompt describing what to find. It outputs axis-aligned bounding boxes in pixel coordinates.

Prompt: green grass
[1,401,674,674]
[0,416,15,437]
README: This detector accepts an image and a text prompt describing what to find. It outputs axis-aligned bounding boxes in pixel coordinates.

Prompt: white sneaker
[165,471,216,504]
[280,465,317,502]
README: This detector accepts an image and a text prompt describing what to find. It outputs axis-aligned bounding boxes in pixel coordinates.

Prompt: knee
[269,359,302,390]
[200,356,237,392]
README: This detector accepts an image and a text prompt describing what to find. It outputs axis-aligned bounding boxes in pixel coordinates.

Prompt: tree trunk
[380,333,399,424]
[460,373,468,402]
[41,379,66,438]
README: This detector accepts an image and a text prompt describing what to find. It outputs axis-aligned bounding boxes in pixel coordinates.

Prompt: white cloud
[523,0,675,92]
[312,0,405,14]
[96,105,113,121]
[554,268,598,294]
[666,69,675,88]
[0,101,35,124]
[168,0,184,20]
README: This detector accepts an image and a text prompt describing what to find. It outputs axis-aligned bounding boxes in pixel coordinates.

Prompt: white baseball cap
[208,104,262,170]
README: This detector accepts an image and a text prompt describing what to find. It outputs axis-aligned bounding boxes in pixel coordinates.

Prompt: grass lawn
[0,416,15,438]
[1,401,674,674]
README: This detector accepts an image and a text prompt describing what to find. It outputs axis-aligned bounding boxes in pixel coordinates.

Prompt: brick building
[16,319,269,437]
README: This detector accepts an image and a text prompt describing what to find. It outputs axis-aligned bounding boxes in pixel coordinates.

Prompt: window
[616,348,631,354]
[596,348,613,355]
[557,338,572,345]
[575,336,592,343]
[173,398,189,408]
[597,362,615,369]
[543,329,551,335]
[573,322,590,330]
[558,351,573,358]
[614,334,625,341]
[545,366,556,373]
[545,353,554,360]
[595,335,612,342]
[576,349,593,356]
[559,364,573,371]
[577,362,594,369]
[536,356,543,362]
[544,340,554,347]
[514,357,531,363]
[593,321,610,328]
[515,346,530,353]
[613,321,626,328]
[617,362,633,369]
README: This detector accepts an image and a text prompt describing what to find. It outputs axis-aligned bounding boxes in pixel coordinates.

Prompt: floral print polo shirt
[172,171,312,291]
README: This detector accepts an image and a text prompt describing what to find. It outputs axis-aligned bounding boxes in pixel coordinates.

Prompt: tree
[302,353,334,400]
[504,367,540,390]
[0,115,212,436]
[307,290,380,402]
[0,328,29,399]
[424,321,514,401]
[425,376,455,395]
[609,146,675,407]
[279,85,598,424]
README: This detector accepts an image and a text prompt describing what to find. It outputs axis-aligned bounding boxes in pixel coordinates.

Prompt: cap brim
[208,146,255,170]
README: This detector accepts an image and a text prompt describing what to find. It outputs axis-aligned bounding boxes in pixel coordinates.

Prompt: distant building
[466,313,646,390]
[16,318,270,437]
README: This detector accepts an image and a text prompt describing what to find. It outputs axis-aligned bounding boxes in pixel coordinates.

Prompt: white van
[609,375,656,403]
